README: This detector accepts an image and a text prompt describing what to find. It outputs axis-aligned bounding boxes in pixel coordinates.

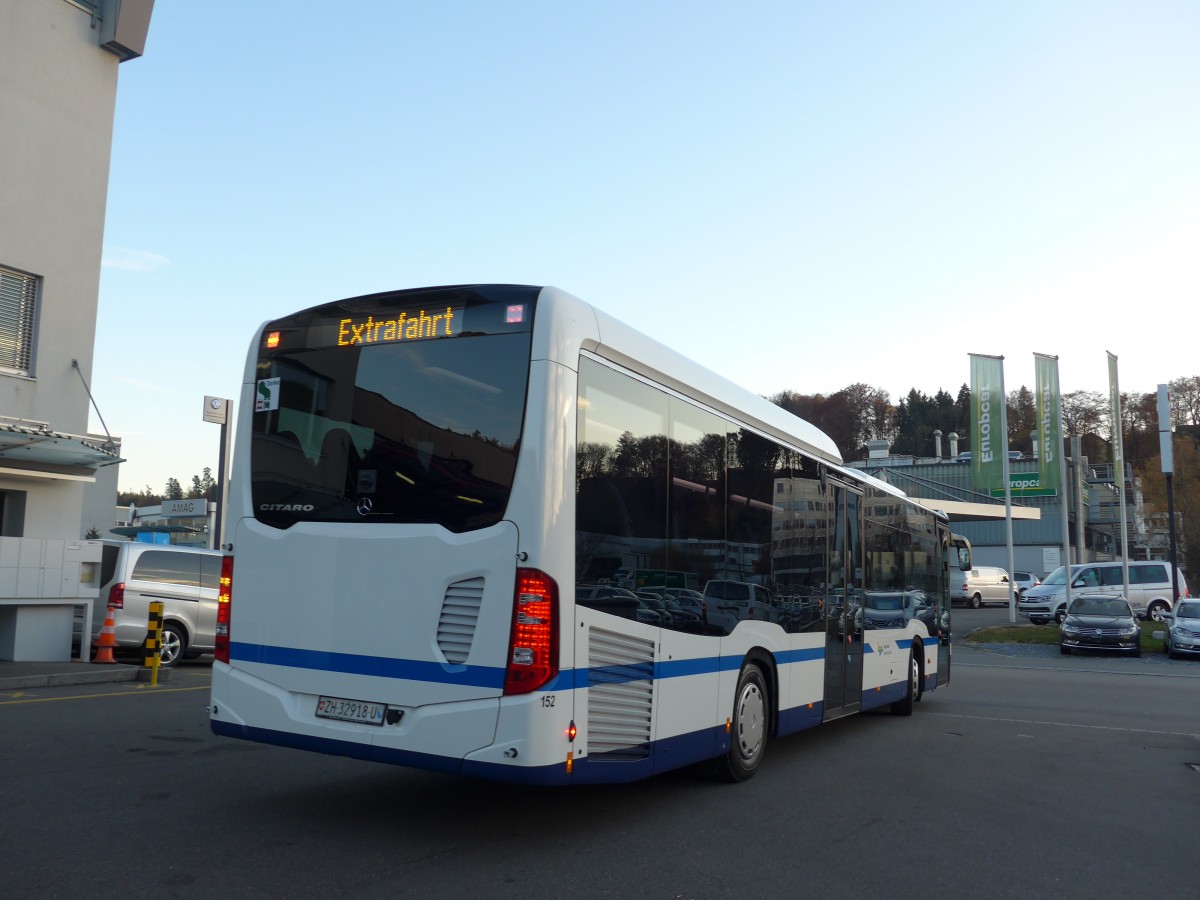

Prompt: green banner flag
[969,354,1006,493]
[1034,354,1061,493]
[1108,351,1124,494]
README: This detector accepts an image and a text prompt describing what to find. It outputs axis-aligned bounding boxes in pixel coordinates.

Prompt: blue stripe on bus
[228,641,506,689]
[229,639,923,690]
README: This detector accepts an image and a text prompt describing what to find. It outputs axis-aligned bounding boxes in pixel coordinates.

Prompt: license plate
[315,695,386,726]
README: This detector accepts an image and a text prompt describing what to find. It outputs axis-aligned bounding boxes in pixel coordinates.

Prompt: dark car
[1059,592,1141,657]
[576,584,641,620]
[635,592,676,627]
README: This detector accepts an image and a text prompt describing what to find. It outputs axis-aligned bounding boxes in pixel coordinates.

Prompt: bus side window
[577,478,632,538]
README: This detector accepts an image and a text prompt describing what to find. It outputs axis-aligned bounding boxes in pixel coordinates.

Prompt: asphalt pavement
[3,602,1195,689]
[0,657,178,689]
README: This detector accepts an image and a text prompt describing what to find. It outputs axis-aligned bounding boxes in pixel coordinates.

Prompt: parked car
[576,584,641,620]
[660,596,703,631]
[863,590,932,630]
[635,592,677,627]
[952,567,1011,608]
[1058,592,1141,657]
[1163,599,1200,659]
[1012,571,1040,596]
[83,540,224,666]
[702,580,778,634]
[1020,560,1188,623]
[653,587,707,623]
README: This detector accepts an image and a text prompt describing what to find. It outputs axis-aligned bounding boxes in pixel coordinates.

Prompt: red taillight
[108,582,125,609]
[214,556,234,664]
[504,568,558,695]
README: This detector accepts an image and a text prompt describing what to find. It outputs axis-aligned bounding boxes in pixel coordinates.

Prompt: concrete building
[0,0,153,659]
[848,435,1156,579]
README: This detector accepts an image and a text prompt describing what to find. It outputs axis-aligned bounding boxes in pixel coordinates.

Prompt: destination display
[336,306,462,346]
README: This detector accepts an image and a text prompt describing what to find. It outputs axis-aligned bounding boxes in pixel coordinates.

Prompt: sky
[91,1,1200,493]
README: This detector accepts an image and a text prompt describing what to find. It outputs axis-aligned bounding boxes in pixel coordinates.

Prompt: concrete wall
[0,0,119,431]
[0,1,124,544]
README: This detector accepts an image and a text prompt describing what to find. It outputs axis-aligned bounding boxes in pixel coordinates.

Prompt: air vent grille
[587,628,654,759]
[437,577,484,664]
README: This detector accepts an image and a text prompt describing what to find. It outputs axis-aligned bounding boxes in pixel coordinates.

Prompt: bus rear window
[250,286,536,532]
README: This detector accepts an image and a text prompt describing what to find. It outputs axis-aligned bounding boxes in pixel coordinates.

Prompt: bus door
[823,481,864,720]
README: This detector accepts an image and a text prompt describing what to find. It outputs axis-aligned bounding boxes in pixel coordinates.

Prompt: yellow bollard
[144,600,164,687]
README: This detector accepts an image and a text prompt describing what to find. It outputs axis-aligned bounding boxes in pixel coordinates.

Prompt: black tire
[1054,608,1067,625]
[970,593,982,610]
[1132,643,1141,658]
[1059,643,1070,655]
[1029,617,1047,625]
[891,649,919,716]
[159,622,186,668]
[1147,601,1169,622]
[719,663,769,782]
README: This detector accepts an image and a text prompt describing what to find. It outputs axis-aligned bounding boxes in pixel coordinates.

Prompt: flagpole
[1036,353,1073,614]
[1054,358,1072,613]
[1108,352,1131,607]
[999,359,1016,624]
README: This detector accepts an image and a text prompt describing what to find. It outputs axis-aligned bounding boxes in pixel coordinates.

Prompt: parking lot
[3,615,1198,899]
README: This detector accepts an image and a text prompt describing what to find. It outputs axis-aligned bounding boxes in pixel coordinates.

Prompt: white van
[87,540,224,666]
[952,566,1012,608]
[702,580,777,633]
[1019,560,1189,623]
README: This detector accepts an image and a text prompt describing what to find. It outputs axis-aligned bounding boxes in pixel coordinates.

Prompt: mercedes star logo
[356,497,374,516]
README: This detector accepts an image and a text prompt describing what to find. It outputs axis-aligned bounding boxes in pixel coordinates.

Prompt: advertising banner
[969,354,1006,493]
[1034,353,1062,493]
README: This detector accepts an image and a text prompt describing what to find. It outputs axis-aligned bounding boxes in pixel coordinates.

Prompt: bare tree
[1061,390,1107,437]
[1169,376,1200,426]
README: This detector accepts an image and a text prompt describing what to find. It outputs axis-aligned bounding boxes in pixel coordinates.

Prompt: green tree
[1007,386,1036,451]
[117,485,163,507]
[189,467,217,500]
[165,477,184,500]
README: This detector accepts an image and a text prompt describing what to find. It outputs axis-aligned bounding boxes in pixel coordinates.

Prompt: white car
[1013,572,1040,596]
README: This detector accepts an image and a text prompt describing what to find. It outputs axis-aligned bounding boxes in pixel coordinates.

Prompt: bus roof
[535,286,843,467]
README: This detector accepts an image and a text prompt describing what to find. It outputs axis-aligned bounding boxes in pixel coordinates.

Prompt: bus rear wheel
[891,649,919,715]
[719,662,768,782]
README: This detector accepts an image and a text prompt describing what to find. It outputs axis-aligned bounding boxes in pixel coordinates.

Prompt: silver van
[1019,560,1189,623]
[953,566,1012,608]
[88,540,224,666]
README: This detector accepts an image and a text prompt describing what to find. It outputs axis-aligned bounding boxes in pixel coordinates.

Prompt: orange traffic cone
[95,605,118,664]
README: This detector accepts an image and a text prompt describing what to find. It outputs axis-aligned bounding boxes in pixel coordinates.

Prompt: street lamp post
[203,396,232,551]
[1157,385,1180,602]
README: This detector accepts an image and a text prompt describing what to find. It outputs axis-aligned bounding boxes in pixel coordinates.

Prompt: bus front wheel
[719,662,768,782]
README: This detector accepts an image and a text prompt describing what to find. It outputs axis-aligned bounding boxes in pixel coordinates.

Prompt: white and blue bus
[209,284,959,784]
